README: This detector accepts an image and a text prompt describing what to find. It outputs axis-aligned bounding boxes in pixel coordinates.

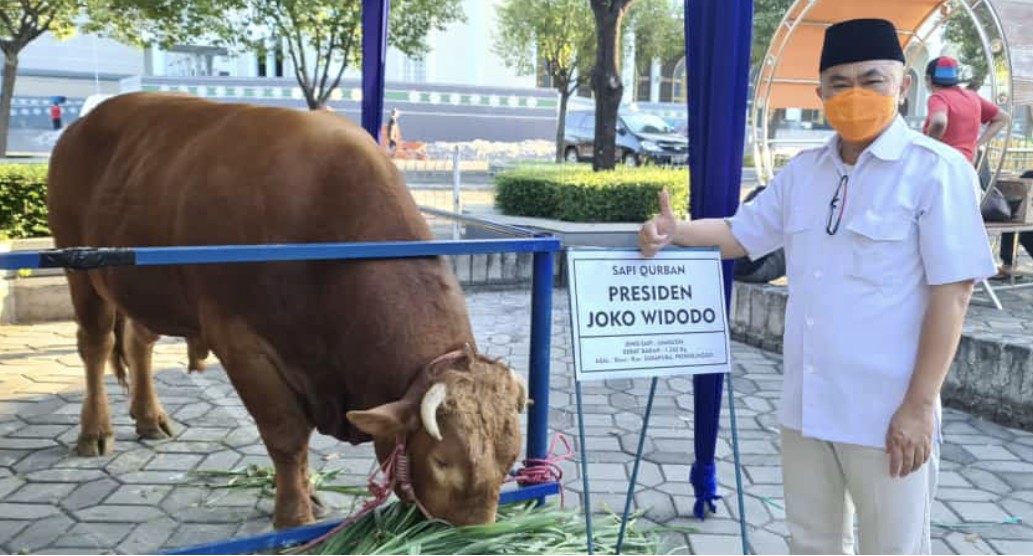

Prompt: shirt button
[814,270,823,279]
[804,364,815,374]
[805,317,814,327]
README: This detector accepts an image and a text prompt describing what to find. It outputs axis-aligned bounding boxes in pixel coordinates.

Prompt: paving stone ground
[0,288,1031,554]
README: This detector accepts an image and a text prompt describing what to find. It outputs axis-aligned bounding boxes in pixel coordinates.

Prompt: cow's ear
[346,400,416,438]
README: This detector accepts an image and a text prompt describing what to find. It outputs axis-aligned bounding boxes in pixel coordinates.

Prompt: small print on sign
[566,247,731,382]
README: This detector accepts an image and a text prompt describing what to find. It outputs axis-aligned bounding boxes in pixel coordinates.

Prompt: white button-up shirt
[729,116,997,449]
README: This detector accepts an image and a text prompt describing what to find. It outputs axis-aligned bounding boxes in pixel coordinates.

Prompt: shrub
[494,164,689,222]
[0,164,50,239]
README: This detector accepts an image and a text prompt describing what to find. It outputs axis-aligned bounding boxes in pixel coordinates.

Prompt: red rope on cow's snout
[289,438,428,554]
[508,433,574,507]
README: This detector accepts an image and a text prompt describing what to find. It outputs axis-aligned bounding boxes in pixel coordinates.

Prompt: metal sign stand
[566,247,751,555]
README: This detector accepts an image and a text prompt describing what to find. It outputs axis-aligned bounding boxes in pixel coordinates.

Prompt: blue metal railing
[0,207,563,554]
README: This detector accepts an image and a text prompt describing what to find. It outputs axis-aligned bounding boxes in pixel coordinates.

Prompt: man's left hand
[886,400,935,478]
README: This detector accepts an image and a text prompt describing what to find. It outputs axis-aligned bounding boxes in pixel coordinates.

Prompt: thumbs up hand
[639,190,679,257]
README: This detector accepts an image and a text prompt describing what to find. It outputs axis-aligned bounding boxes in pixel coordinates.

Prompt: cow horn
[420,382,448,441]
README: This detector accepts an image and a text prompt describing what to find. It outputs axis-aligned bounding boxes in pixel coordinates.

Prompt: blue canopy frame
[360,0,754,521]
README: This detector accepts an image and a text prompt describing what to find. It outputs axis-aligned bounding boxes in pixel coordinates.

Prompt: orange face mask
[823,88,898,143]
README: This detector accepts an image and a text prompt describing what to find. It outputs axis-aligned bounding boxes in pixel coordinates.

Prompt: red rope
[289,440,415,554]
[508,433,573,507]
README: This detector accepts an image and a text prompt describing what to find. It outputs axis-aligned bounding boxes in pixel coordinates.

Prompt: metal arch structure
[749,0,1031,187]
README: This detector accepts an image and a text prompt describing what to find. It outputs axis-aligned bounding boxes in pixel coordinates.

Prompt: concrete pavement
[0,289,1029,553]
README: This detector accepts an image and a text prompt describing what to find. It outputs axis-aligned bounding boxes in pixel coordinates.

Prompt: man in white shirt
[639,18,996,554]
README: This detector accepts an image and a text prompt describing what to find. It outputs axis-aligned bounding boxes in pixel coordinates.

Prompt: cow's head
[345,343,527,525]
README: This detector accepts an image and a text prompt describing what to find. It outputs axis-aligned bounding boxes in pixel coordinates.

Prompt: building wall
[125,75,559,142]
[422,0,536,88]
[5,73,122,99]
[141,0,535,89]
[18,32,144,77]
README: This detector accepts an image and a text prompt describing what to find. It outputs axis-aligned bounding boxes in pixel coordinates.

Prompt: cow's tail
[110,311,129,390]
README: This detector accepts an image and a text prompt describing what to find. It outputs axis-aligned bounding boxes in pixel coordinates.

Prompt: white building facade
[12,0,663,101]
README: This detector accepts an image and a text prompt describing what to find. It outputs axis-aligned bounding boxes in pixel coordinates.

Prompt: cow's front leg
[124,319,173,439]
[76,326,115,456]
[68,274,117,456]
[211,325,318,529]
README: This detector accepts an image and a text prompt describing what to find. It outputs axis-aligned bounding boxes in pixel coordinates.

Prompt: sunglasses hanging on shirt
[826,175,849,235]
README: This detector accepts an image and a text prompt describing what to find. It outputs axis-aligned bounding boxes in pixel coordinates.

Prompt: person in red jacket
[50,102,63,130]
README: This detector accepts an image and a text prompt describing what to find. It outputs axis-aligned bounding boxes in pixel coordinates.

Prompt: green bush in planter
[0,164,50,239]
[494,164,689,222]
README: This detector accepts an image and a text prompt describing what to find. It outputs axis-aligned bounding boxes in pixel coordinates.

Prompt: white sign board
[566,247,731,382]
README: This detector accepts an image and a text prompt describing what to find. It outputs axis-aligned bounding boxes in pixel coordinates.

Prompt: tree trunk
[0,54,18,159]
[767,108,785,140]
[591,3,629,171]
[303,86,320,110]
[555,90,571,163]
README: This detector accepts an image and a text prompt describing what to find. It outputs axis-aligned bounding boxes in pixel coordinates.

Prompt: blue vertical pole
[527,251,554,463]
[361,0,390,141]
[685,0,753,521]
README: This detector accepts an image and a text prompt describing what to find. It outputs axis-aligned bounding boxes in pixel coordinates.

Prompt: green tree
[0,0,82,157]
[495,0,680,165]
[628,0,683,98]
[493,0,594,163]
[589,0,636,171]
[95,0,465,110]
[750,0,794,139]
[751,0,794,72]
[84,0,235,50]
[943,2,989,90]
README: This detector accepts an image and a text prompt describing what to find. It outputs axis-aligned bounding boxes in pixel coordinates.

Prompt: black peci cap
[820,18,905,73]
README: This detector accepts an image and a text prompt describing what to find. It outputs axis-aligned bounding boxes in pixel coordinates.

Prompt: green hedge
[0,164,50,239]
[494,164,689,222]
[0,161,694,237]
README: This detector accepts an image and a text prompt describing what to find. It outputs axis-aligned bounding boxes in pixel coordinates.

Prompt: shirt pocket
[846,210,915,287]
[783,212,819,285]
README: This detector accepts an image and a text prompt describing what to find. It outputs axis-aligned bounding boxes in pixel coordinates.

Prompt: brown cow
[46,92,527,529]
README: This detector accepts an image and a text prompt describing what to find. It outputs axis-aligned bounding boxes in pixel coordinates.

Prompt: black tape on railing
[39,248,137,270]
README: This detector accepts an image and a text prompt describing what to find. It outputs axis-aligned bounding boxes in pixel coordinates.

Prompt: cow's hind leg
[186,337,209,372]
[211,325,323,528]
[124,319,173,439]
[68,272,116,456]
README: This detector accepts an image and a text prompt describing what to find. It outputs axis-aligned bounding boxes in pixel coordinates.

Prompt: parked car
[563,109,689,166]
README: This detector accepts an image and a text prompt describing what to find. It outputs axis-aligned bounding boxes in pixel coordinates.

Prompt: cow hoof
[75,433,114,457]
[136,414,174,440]
[187,361,206,373]
[273,513,315,530]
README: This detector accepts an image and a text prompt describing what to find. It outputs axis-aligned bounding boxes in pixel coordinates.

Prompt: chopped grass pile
[300,500,682,555]
[191,464,371,498]
[190,465,690,554]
